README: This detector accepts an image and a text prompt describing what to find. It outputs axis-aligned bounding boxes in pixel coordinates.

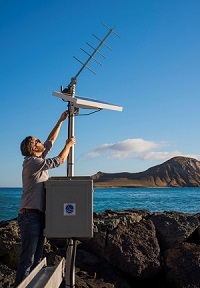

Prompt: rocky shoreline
[1,209,200,287]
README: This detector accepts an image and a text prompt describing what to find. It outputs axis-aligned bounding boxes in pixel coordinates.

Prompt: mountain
[92,156,200,187]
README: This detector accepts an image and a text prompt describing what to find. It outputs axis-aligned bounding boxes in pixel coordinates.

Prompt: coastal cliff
[92,156,200,187]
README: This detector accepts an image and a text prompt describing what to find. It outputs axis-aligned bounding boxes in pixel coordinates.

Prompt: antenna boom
[70,24,120,85]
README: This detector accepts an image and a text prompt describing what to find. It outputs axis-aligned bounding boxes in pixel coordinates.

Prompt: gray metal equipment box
[44,176,93,239]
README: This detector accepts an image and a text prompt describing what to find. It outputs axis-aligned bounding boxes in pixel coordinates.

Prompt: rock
[165,243,200,287]
[0,264,16,287]
[150,211,200,249]
[86,212,161,278]
[0,209,200,287]
[0,219,20,268]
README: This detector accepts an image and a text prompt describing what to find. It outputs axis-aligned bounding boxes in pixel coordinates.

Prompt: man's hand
[47,111,69,143]
[66,136,76,147]
[58,136,76,163]
[59,110,69,122]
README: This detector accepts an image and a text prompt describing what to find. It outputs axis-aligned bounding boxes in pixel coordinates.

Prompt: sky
[1,0,200,187]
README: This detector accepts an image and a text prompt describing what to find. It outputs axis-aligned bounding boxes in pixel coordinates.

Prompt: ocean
[0,187,200,222]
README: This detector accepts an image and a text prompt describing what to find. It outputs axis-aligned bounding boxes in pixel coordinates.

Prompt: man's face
[32,137,45,153]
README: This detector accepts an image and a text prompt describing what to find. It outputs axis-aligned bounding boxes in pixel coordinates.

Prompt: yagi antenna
[72,22,120,80]
[53,22,122,111]
[64,23,120,89]
[53,22,122,112]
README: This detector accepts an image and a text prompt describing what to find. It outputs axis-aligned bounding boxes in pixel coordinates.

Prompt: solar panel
[52,91,123,111]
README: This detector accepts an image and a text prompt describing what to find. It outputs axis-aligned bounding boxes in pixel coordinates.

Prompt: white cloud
[140,151,181,160]
[87,138,163,159]
[86,138,200,161]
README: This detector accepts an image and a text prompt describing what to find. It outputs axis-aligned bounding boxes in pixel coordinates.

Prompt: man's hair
[20,136,34,156]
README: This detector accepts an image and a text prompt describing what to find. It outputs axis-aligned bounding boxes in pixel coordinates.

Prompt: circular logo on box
[64,203,76,216]
[66,204,74,214]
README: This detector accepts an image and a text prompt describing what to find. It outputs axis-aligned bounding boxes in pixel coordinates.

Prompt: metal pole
[67,79,76,176]
[65,239,77,288]
[65,78,77,288]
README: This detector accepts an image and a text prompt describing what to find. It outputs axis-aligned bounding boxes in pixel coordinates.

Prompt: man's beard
[36,146,45,153]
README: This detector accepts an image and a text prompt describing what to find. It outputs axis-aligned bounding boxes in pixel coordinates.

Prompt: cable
[75,108,102,116]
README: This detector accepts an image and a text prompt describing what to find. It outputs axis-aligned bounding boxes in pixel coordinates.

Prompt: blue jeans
[14,212,45,287]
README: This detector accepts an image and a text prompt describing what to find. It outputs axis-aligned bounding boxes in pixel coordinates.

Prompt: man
[14,110,75,287]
